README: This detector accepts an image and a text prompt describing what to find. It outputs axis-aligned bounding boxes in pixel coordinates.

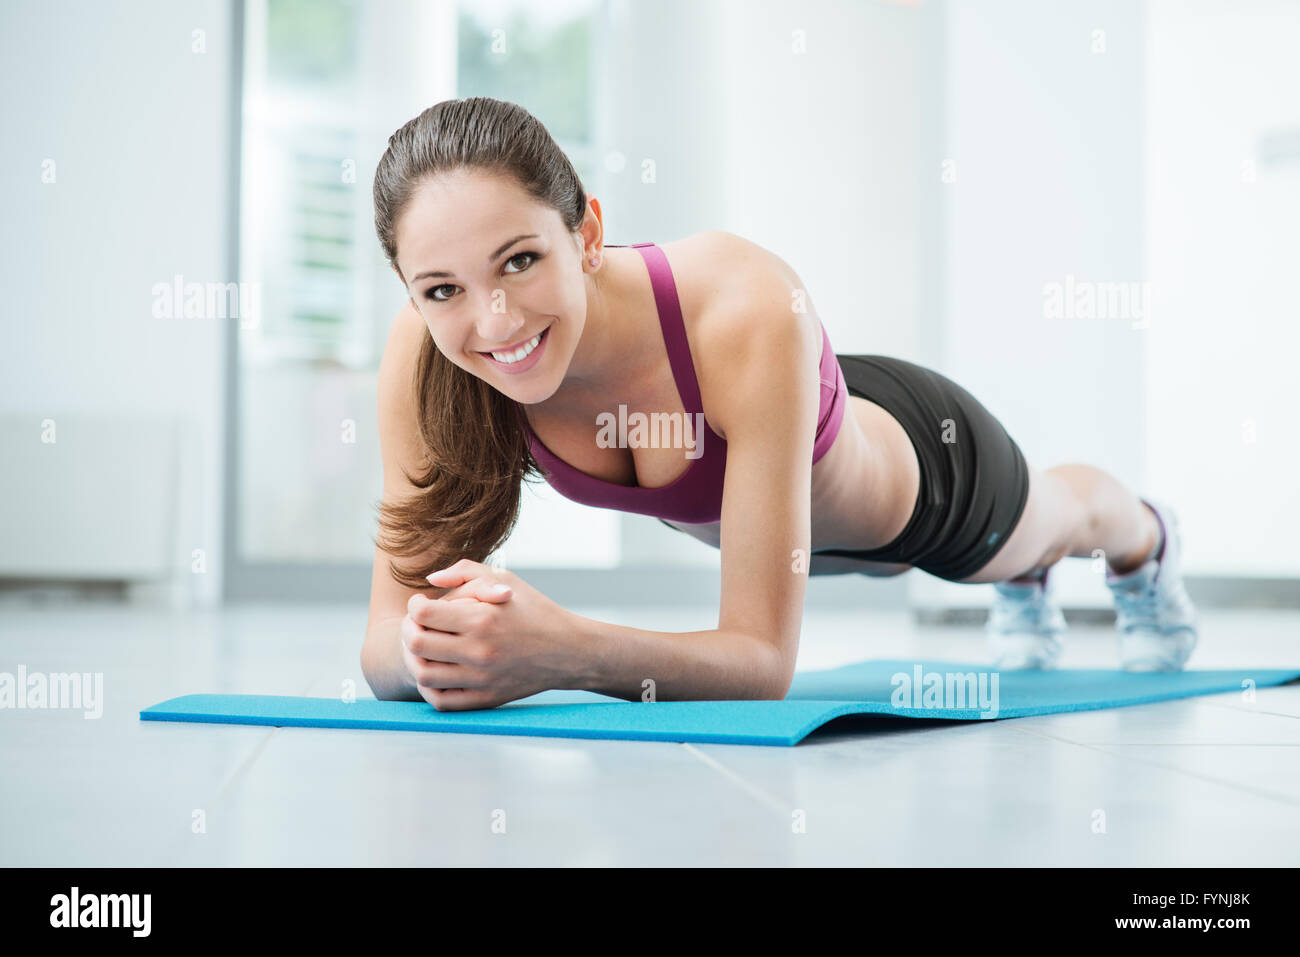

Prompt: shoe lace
[993,587,1055,629]
[1112,581,1164,628]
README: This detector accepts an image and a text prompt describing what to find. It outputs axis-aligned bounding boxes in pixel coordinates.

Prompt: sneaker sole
[988,631,1063,670]
[1119,629,1197,672]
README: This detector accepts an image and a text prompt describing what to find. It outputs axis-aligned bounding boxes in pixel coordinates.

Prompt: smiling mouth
[480,326,548,364]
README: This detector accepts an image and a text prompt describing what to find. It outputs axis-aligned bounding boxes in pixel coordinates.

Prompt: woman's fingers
[425,558,491,589]
[425,687,497,711]
[399,610,478,662]
[405,592,490,630]
[441,578,512,603]
[405,651,482,691]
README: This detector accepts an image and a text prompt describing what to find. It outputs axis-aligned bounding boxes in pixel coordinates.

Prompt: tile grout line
[158,673,328,863]
[208,672,340,805]
[1101,742,1300,747]
[679,743,792,817]
[1006,723,1300,808]
[1194,699,1300,721]
[210,728,280,804]
[151,727,279,865]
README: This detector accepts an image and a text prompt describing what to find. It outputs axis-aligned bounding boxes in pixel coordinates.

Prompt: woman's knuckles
[466,639,496,667]
[470,602,497,633]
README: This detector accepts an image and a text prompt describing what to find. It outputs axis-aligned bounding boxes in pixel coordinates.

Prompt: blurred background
[2,0,1297,619]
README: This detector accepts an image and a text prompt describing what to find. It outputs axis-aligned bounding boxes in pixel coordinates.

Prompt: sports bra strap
[630,243,703,415]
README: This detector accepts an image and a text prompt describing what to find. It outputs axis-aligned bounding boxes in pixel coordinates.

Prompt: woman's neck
[537,245,661,419]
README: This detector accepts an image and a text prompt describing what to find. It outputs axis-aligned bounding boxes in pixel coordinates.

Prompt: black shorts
[812,355,1030,582]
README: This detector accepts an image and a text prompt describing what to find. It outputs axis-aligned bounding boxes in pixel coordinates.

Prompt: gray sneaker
[1105,497,1199,671]
[986,565,1067,669]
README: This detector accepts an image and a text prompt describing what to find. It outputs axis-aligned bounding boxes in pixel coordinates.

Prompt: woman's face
[393,168,590,404]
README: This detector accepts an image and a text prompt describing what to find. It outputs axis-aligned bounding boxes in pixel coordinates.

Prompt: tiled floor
[1,600,1297,865]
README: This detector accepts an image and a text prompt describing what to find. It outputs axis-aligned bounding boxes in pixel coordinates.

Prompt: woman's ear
[578,197,604,257]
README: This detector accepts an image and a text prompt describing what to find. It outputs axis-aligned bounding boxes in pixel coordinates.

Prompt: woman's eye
[504,251,538,273]
[425,253,537,302]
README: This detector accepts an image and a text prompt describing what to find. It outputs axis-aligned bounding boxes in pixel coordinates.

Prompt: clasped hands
[400,559,581,711]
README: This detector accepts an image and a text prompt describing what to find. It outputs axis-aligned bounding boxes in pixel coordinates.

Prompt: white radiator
[0,414,180,581]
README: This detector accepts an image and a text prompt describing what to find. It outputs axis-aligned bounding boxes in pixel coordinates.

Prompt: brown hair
[371,97,588,588]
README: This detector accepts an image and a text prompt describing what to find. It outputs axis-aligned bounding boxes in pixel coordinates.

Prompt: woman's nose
[474,305,524,344]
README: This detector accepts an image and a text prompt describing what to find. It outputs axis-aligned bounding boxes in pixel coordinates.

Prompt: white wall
[716,0,944,363]
[1144,0,1300,576]
[913,0,1150,609]
[0,0,233,604]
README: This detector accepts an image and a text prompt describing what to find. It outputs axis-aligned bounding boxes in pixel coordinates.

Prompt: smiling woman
[361,96,1198,713]
[369,101,594,592]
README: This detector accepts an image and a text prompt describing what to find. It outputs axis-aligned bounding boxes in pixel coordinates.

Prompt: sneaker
[1105,497,1198,671]
[986,565,1067,669]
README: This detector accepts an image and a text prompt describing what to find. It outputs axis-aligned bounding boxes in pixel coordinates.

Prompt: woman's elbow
[765,669,795,700]
[753,640,796,700]
[360,631,420,702]
[358,640,385,699]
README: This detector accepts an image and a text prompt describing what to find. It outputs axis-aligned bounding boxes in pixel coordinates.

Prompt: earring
[590,256,599,266]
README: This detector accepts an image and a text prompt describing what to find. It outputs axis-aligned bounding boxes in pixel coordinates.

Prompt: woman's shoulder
[664,231,813,338]
[661,231,824,435]
[378,300,427,408]
[665,230,801,300]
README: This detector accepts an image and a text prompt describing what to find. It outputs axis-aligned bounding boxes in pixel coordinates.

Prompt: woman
[360,97,1197,711]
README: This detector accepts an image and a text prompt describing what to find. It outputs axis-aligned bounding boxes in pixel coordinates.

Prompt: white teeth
[490,330,543,364]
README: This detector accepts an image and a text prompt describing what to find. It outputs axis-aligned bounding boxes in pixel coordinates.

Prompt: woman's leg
[954,463,1161,585]
[1047,464,1162,574]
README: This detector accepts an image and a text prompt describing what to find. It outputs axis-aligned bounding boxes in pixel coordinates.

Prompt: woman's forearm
[569,615,790,702]
[361,617,423,701]
[363,608,790,704]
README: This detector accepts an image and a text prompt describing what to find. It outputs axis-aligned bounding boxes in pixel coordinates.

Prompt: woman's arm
[571,617,787,701]
[400,565,787,707]
[577,255,825,701]
[362,302,462,701]
[362,614,421,701]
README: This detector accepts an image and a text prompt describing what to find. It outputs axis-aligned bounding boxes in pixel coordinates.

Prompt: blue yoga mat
[139,659,1300,747]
